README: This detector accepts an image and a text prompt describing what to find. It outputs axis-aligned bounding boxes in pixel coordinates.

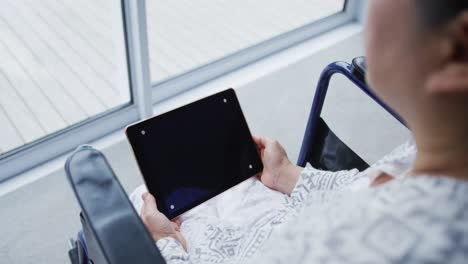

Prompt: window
[146,0,346,83]
[0,0,355,182]
[0,0,130,156]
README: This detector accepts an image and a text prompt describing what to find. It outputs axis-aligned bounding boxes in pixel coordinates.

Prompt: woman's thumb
[141,192,158,215]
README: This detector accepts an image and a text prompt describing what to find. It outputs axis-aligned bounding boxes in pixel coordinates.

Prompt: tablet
[126,89,263,219]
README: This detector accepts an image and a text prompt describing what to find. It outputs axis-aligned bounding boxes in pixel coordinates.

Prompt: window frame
[0,0,363,182]
[0,0,150,181]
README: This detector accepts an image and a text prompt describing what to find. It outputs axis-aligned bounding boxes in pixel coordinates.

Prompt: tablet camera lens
[141,130,146,135]
[249,164,253,169]
[223,98,227,103]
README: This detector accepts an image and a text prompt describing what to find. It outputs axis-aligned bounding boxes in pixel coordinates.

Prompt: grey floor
[0,34,410,263]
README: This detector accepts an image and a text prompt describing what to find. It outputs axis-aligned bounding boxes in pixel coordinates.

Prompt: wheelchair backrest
[65,145,166,264]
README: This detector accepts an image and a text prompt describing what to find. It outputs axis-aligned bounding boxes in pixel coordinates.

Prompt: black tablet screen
[126,89,263,219]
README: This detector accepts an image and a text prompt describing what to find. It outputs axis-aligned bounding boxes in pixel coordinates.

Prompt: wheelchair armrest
[65,145,166,264]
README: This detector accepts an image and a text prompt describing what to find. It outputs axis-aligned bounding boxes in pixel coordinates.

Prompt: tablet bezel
[125,88,263,219]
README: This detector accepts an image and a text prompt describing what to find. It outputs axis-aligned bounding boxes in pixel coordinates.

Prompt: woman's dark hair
[417,0,468,28]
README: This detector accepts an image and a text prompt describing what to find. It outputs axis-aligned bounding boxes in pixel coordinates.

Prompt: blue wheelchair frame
[67,57,407,264]
[297,57,406,168]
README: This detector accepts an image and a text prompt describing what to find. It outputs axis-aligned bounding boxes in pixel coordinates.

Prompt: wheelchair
[66,57,406,264]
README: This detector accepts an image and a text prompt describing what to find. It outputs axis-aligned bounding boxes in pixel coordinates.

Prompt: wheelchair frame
[297,57,406,168]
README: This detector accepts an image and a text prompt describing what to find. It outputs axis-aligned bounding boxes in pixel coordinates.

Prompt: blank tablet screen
[126,89,263,219]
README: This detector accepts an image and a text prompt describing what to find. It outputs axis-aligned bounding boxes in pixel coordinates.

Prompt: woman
[135,1,468,263]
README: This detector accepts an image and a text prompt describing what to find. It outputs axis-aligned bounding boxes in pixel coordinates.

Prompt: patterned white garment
[130,140,468,263]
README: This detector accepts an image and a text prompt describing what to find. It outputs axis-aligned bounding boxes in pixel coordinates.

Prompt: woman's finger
[257,172,263,180]
[171,222,180,231]
[252,135,266,148]
[142,192,158,207]
[253,136,271,160]
[256,145,262,156]
[173,217,182,226]
[141,192,158,217]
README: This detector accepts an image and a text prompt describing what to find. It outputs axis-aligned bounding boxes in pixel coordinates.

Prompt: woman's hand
[140,192,187,250]
[253,136,303,195]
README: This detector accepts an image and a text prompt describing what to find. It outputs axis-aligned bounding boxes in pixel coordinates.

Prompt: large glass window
[146,0,346,83]
[0,0,130,155]
[0,0,352,181]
